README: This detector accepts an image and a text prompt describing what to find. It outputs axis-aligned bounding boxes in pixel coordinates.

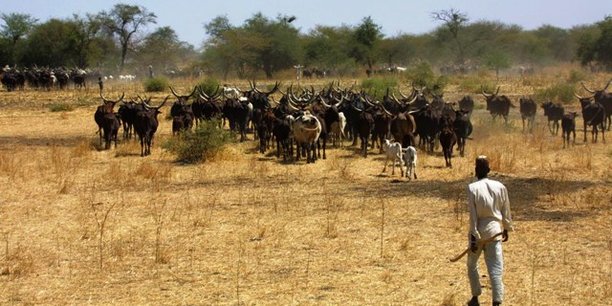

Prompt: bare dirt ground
[0,73,610,305]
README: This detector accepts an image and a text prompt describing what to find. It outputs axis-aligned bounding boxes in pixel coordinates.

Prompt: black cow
[581,81,612,130]
[458,95,475,117]
[577,97,606,143]
[134,97,168,156]
[94,92,124,148]
[169,86,197,134]
[118,99,139,139]
[453,110,473,157]
[519,97,537,132]
[561,112,578,148]
[355,106,374,157]
[541,101,564,135]
[439,127,457,168]
[482,87,514,124]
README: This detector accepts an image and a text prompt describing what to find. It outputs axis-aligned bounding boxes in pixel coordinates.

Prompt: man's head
[475,155,490,179]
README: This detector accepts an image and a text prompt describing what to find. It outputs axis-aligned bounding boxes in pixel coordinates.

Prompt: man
[466,156,514,306]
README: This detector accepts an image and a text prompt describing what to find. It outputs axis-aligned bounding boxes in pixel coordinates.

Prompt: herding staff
[449,232,504,263]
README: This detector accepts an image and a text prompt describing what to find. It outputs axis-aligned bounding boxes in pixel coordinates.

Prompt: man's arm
[467,186,481,240]
[501,186,514,232]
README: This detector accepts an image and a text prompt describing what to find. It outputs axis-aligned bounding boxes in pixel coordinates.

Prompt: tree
[137,26,195,74]
[0,13,38,64]
[98,4,156,72]
[303,25,356,75]
[351,16,383,71]
[484,50,512,79]
[20,19,82,67]
[243,13,302,78]
[431,9,469,64]
[576,16,612,71]
[202,15,265,79]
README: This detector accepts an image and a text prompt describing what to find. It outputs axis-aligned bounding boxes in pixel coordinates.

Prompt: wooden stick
[449,232,504,263]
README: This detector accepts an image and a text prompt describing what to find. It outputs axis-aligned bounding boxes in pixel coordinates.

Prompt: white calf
[382,139,404,176]
[329,112,347,147]
[403,146,417,180]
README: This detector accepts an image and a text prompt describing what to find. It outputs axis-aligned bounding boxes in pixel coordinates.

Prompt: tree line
[0,4,610,78]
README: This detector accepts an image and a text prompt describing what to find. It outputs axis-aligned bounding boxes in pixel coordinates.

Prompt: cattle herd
[87,79,611,172]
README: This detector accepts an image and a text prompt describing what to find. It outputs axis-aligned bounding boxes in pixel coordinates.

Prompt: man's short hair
[475,155,490,177]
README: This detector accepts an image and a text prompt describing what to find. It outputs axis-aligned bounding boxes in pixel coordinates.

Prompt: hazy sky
[2,0,610,47]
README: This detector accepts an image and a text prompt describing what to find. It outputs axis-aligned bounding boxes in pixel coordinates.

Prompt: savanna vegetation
[0,5,611,79]
[0,3,610,306]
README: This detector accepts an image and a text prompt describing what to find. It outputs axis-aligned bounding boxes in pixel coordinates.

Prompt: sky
[2,0,611,47]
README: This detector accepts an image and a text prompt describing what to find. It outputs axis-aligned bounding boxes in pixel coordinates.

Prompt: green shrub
[457,74,495,94]
[197,77,220,96]
[360,77,398,101]
[143,77,169,92]
[404,62,447,95]
[163,120,234,164]
[567,69,587,83]
[48,103,74,112]
[534,83,576,104]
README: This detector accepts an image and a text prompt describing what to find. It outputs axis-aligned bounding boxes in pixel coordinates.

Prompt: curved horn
[380,104,393,116]
[169,86,181,98]
[603,79,611,91]
[581,81,595,94]
[494,86,500,96]
[481,86,492,98]
[156,96,170,109]
[318,95,332,108]
[99,91,112,103]
[398,87,411,99]
[351,104,364,112]
[405,93,418,104]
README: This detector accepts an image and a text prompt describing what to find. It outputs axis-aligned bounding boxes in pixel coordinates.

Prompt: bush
[197,77,220,96]
[163,120,234,164]
[361,77,398,101]
[404,62,447,95]
[48,103,74,112]
[567,69,587,83]
[456,74,496,94]
[143,77,169,92]
[534,83,576,104]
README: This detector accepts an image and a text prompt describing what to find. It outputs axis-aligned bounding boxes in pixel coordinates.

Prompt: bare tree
[99,4,156,72]
[431,9,469,64]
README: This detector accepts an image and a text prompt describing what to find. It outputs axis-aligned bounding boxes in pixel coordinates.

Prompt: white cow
[329,112,347,147]
[292,111,322,163]
[381,139,404,176]
[403,146,418,180]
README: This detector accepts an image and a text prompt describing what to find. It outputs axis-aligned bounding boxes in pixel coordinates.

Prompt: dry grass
[0,68,610,305]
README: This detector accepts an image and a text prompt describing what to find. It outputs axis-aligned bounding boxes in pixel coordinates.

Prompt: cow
[117,98,139,140]
[329,112,346,147]
[453,109,473,157]
[372,105,393,153]
[169,86,197,135]
[94,92,124,148]
[355,106,374,157]
[403,146,418,180]
[541,101,564,135]
[561,112,578,148]
[134,97,169,156]
[381,139,404,177]
[439,127,457,168]
[273,115,293,161]
[519,97,537,132]
[458,95,475,117]
[481,86,514,124]
[292,111,322,163]
[581,81,612,130]
[576,96,606,143]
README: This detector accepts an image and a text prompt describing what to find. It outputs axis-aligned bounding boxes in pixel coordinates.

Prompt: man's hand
[470,234,478,253]
[502,229,509,242]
